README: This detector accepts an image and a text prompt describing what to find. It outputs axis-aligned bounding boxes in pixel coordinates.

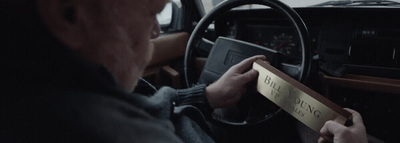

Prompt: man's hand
[319,108,368,143]
[205,55,266,108]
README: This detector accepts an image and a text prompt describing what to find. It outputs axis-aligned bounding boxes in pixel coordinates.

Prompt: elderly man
[1,0,366,143]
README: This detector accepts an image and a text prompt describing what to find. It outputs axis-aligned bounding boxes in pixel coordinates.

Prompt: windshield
[202,0,400,13]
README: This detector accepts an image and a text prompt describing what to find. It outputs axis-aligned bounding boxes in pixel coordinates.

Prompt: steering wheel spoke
[196,38,215,57]
[279,63,302,79]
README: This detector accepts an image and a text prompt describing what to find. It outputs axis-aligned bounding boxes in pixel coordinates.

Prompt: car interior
[138,0,400,142]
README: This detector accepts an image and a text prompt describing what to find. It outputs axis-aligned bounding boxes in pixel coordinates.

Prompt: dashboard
[214,7,400,142]
[216,7,400,79]
[240,24,301,63]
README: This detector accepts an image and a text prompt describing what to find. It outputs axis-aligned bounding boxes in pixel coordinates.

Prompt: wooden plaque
[252,60,352,139]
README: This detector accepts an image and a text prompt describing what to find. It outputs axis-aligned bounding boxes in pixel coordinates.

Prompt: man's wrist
[175,84,214,114]
[205,85,217,109]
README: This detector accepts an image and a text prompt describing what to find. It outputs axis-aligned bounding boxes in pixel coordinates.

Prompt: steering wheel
[184,0,312,126]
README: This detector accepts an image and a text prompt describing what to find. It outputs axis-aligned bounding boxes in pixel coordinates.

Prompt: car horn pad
[199,36,282,124]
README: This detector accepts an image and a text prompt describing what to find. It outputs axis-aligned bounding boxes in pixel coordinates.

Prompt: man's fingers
[344,108,364,126]
[318,137,328,143]
[320,120,346,143]
[321,120,347,137]
[232,55,266,73]
[318,109,367,143]
[239,69,259,84]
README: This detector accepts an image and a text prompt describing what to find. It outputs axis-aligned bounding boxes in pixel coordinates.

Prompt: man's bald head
[2,0,168,91]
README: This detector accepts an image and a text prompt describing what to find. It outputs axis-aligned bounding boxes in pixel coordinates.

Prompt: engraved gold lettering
[264,75,271,84]
[314,110,321,118]
[264,75,281,92]
[287,102,304,117]
[294,97,301,104]
[286,88,321,118]
[271,90,280,99]
[271,82,281,92]
[301,100,308,108]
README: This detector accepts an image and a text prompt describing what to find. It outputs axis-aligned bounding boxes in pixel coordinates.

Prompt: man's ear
[37,0,82,49]
[63,5,77,24]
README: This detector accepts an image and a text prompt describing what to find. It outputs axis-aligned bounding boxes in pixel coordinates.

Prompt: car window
[156,2,173,26]
[201,0,400,14]
[201,0,331,13]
